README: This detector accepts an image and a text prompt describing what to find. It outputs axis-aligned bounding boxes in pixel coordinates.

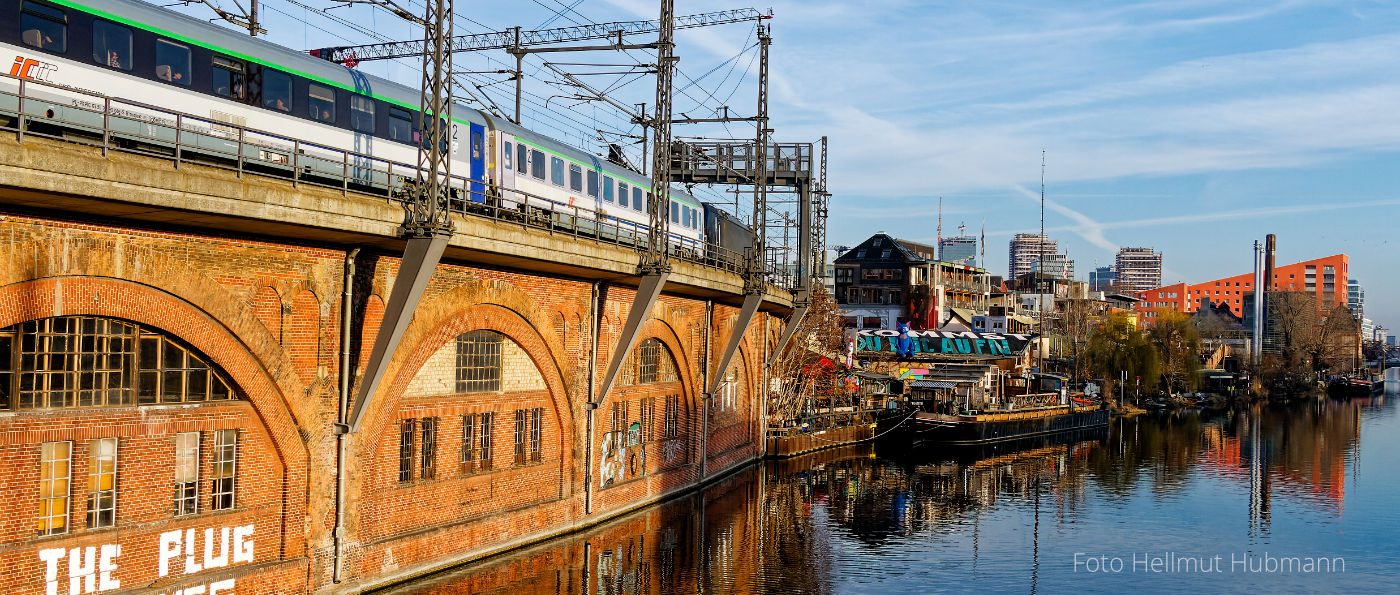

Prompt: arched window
[619,338,677,386]
[0,316,238,410]
[455,330,503,393]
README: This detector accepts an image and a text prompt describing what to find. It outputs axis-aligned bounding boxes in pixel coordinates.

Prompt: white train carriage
[3,0,719,261]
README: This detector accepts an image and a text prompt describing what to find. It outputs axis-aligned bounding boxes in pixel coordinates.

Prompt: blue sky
[159,0,1400,330]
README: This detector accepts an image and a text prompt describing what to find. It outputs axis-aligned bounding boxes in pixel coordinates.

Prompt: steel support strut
[344,233,451,432]
[593,273,668,407]
[707,294,763,396]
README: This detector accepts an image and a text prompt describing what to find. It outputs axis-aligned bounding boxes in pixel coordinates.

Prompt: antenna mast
[1039,150,1046,375]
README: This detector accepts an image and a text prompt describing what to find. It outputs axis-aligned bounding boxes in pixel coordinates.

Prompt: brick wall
[0,210,781,593]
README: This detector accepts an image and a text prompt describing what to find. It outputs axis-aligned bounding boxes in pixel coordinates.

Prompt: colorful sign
[857,329,1035,358]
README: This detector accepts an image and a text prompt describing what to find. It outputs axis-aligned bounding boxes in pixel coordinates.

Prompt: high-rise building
[1089,266,1116,291]
[1032,252,1075,279]
[1135,254,1349,325]
[1115,247,1162,293]
[1008,233,1058,279]
[1347,279,1364,319]
[939,235,977,266]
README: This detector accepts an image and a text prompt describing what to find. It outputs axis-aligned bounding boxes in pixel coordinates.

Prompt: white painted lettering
[69,546,97,595]
[209,579,236,595]
[232,525,255,563]
[40,548,65,595]
[181,586,206,595]
[203,527,231,569]
[159,530,183,577]
[98,545,121,591]
[184,529,204,574]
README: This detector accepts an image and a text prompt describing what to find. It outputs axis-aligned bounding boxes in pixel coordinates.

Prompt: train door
[469,123,485,203]
[500,134,515,191]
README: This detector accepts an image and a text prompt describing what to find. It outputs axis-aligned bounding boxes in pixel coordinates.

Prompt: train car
[2,0,719,258]
[703,202,756,264]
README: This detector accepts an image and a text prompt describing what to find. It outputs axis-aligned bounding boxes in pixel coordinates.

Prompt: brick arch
[0,239,317,431]
[357,278,575,474]
[0,277,310,558]
[250,285,282,341]
[602,318,698,416]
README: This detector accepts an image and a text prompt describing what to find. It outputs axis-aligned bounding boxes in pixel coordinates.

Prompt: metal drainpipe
[583,281,602,515]
[699,301,712,479]
[333,247,360,584]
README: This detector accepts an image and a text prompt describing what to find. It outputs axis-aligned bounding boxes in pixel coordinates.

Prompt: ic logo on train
[10,55,58,82]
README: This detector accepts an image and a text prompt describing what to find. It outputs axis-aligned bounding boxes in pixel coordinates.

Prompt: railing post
[174,114,181,169]
[17,79,24,144]
[237,127,245,178]
[386,162,394,198]
[101,97,110,157]
[342,150,349,195]
[292,140,300,188]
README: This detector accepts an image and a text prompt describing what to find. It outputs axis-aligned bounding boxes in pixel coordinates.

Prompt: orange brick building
[1134,254,1350,325]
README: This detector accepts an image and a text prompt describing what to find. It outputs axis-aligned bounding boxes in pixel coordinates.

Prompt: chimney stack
[1264,234,1276,290]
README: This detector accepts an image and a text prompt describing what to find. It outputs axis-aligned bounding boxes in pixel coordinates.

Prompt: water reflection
[385,395,1392,593]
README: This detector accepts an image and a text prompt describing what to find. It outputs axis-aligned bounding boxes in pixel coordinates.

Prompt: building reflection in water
[384,397,1375,594]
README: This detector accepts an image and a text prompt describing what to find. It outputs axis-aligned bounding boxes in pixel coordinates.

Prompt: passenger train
[1,0,756,262]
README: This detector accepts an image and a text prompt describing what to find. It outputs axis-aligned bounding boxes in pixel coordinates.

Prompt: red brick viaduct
[0,134,797,593]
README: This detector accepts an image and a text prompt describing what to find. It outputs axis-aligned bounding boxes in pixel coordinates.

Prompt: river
[385,381,1399,593]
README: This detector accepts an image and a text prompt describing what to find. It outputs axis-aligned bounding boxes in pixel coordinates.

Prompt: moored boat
[906,405,1110,446]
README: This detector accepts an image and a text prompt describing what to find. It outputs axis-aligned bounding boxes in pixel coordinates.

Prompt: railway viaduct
[0,129,798,593]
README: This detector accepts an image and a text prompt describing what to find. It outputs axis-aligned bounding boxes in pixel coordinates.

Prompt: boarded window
[174,432,199,515]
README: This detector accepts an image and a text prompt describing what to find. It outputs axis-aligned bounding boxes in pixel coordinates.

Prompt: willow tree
[1085,311,1159,401]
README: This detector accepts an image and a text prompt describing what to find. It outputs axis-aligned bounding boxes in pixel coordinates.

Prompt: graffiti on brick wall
[598,430,647,488]
[37,524,254,595]
[660,437,686,467]
[598,431,625,487]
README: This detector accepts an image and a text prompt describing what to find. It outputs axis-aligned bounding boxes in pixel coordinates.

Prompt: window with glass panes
[37,441,71,536]
[513,409,527,464]
[420,418,437,479]
[529,407,542,461]
[86,437,117,529]
[174,432,199,515]
[479,412,493,469]
[398,419,415,482]
[210,429,237,510]
[455,331,503,393]
[0,316,238,411]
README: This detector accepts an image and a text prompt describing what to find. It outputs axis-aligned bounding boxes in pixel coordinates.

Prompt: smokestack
[1264,234,1276,290]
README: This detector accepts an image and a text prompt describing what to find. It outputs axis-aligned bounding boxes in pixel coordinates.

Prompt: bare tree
[767,286,848,422]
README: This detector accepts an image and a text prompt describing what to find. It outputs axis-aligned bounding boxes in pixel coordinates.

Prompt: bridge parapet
[0,74,795,310]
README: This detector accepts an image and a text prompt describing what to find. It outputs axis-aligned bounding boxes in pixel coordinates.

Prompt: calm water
[387,379,1400,594]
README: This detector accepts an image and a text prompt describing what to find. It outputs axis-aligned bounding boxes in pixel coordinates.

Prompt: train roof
[63,0,704,206]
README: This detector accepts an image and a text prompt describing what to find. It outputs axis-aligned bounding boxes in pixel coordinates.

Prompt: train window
[587,170,599,197]
[155,39,191,86]
[530,150,545,179]
[20,1,66,53]
[517,144,528,175]
[309,84,336,123]
[212,56,245,100]
[633,188,643,211]
[618,182,628,205]
[550,157,565,187]
[503,142,512,170]
[261,69,292,111]
[92,21,132,71]
[568,164,583,192]
[671,202,680,224]
[388,107,413,142]
[603,176,614,202]
[350,96,374,132]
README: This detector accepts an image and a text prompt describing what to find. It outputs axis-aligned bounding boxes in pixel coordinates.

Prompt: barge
[906,405,1110,445]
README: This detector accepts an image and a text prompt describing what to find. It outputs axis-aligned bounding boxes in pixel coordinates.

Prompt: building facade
[1115,247,1163,293]
[1089,266,1116,292]
[938,235,977,266]
[1134,254,1350,326]
[1008,233,1057,280]
[834,234,991,330]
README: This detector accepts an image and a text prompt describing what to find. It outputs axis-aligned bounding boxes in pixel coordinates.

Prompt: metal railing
[0,73,799,291]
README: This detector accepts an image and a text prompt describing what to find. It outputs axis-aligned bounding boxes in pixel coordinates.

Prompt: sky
[157,0,1400,331]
